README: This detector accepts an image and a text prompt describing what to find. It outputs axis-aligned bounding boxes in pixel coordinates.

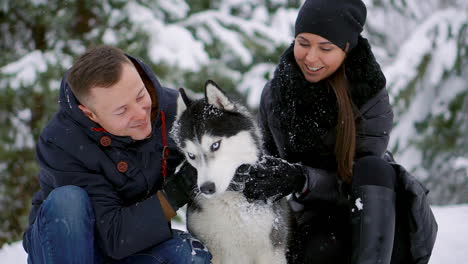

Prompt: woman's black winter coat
[258,37,437,263]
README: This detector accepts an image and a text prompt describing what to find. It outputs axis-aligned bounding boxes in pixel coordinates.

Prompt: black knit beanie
[294,0,367,51]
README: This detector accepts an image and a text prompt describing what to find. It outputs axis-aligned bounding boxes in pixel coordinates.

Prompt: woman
[234,0,437,263]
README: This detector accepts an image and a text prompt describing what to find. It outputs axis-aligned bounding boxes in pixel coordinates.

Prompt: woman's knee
[352,156,396,189]
[293,224,349,263]
[41,185,93,220]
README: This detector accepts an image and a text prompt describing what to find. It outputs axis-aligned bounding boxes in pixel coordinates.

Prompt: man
[23,45,211,263]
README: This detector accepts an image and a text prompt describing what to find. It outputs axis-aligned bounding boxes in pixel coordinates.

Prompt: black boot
[351,185,396,264]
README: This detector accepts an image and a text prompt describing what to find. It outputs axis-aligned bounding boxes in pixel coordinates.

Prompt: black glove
[234,156,306,201]
[163,161,197,210]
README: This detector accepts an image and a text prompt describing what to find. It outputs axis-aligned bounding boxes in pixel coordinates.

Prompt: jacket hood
[58,55,171,148]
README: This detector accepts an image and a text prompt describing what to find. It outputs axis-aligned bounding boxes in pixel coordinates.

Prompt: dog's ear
[205,80,235,111]
[177,88,192,119]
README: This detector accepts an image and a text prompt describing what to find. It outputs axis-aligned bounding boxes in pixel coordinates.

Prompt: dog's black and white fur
[170,81,290,264]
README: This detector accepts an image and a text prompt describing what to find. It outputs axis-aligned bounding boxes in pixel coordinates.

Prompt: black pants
[288,156,409,264]
[287,205,351,264]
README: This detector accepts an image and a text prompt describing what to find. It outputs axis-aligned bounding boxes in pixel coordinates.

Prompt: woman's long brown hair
[327,64,356,183]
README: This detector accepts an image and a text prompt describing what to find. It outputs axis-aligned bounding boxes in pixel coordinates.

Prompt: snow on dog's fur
[170,80,290,264]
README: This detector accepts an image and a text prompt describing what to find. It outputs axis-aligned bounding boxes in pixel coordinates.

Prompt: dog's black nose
[200,182,216,195]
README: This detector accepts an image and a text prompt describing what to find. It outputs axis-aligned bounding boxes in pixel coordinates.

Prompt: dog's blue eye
[187,152,195,159]
[211,141,221,151]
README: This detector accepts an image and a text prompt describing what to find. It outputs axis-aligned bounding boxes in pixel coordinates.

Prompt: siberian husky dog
[170,80,290,264]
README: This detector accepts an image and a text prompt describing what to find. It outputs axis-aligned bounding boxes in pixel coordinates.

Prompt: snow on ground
[429,204,468,263]
[1,205,467,263]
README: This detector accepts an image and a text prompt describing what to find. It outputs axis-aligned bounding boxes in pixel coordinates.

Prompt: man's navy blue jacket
[26,56,182,259]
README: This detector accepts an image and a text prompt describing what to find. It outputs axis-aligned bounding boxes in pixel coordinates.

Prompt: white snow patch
[30,0,47,6]
[103,29,118,45]
[1,51,48,90]
[0,242,27,263]
[126,2,209,71]
[238,63,276,108]
[355,197,363,211]
[0,162,6,170]
[148,25,209,71]
[430,204,468,263]
[159,0,189,19]
[183,11,253,65]
[269,8,298,44]
[1,50,72,91]
[453,157,468,175]
[9,109,34,149]
[453,157,468,169]
[385,8,465,97]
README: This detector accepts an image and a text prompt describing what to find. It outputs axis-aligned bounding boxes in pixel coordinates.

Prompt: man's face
[79,63,153,140]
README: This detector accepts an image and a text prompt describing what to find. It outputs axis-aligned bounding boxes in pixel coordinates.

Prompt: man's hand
[234,156,306,201]
[164,161,197,210]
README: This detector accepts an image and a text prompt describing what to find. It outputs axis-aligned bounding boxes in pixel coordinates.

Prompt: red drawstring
[92,127,107,132]
[160,110,169,180]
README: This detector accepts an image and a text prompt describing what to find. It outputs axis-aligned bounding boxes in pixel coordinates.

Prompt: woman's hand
[234,156,306,201]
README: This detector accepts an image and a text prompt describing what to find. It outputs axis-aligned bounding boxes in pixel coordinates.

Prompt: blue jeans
[114,230,211,264]
[24,185,212,264]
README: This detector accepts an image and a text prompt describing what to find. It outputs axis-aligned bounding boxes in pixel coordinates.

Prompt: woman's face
[294,33,346,83]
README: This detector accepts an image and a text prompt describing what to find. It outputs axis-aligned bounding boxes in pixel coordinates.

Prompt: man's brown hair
[67,45,132,106]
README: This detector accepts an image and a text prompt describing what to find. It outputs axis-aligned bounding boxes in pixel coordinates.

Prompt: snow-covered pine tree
[363,0,468,204]
[0,0,298,246]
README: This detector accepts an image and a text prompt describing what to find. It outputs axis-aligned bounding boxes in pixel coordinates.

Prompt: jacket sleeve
[296,166,341,203]
[355,88,394,158]
[258,82,280,157]
[399,167,438,263]
[36,137,172,260]
[384,152,438,263]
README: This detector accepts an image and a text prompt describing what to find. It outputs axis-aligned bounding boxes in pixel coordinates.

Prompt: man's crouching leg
[117,229,212,264]
[24,185,101,264]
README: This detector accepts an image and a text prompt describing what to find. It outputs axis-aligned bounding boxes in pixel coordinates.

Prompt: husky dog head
[171,80,262,197]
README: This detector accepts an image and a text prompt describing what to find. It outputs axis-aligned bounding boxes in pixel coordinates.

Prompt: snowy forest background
[0,0,467,247]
